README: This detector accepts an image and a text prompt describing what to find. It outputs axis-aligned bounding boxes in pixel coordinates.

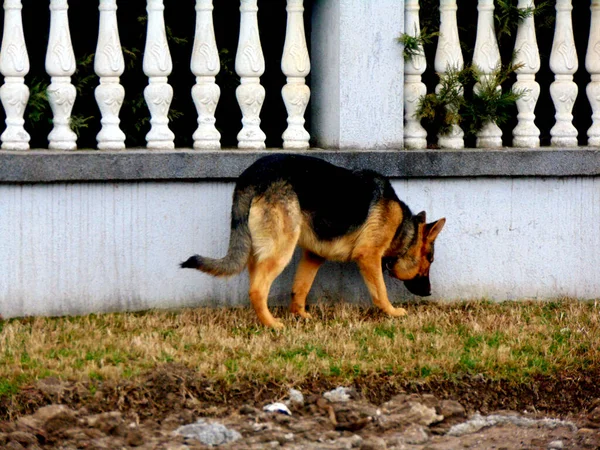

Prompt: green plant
[415,65,471,136]
[415,61,525,138]
[494,0,535,40]
[397,27,438,61]
[461,61,525,136]
[495,0,554,41]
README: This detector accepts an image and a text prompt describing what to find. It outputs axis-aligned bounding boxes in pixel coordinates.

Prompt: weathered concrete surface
[1,148,600,182]
[311,0,404,148]
[1,177,599,318]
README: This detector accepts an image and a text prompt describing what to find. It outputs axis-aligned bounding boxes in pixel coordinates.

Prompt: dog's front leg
[290,250,324,319]
[357,255,408,317]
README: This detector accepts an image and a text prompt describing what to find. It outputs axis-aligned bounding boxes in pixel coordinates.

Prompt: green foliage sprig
[462,61,525,136]
[416,66,470,136]
[397,27,439,61]
[415,62,525,137]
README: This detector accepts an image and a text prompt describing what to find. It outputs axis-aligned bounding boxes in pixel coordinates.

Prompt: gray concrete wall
[2,175,599,319]
[311,0,404,148]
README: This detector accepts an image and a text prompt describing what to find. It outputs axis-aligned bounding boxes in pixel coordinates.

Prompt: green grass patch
[0,300,599,398]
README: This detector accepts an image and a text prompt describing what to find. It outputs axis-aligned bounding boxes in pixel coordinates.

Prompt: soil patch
[2,365,600,449]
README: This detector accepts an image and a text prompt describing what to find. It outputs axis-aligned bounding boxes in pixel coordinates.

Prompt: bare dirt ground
[2,365,600,449]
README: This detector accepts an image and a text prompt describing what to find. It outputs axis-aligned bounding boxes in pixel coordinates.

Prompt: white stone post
[311,0,404,148]
[512,0,541,148]
[550,0,578,147]
[403,0,427,150]
[281,0,310,150]
[95,0,126,150]
[235,0,266,150]
[435,0,464,149]
[0,0,30,150]
[473,0,502,148]
[143,0,174,149]
[191,0,221,150]
[46,0,77,150]
[587,0,600,147]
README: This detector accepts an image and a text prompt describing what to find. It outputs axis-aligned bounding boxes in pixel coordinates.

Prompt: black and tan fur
[181,154,446,328]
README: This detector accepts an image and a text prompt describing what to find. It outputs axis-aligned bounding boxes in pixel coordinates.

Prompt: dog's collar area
[382,257,398,274]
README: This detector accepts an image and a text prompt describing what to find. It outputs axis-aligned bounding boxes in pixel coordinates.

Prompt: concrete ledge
[1,148,600,183]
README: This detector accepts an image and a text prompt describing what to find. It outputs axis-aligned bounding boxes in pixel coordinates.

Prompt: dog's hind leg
[290,250,324,319]
[247,191,301,328]
[357,255,407,317]
[248,241,298,328]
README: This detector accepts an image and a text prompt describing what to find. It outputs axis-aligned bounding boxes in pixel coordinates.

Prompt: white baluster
[435,0,464,149]
[403,0,427,150]
[473,0,502,148]
[512,0,540,148]
[143,0,174,149]
[46,0,77,150]
[282,0,310,150]
[0,0,30,150]
[95,0,125,150]
[587,0,600,147]
[550,0,578,147]
[191,0,220,150]
[236,0,266,149]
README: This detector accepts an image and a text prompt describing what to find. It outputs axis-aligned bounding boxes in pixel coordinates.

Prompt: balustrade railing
[0,1,597,151]
[404,0,598,149]
[0,0,310,151]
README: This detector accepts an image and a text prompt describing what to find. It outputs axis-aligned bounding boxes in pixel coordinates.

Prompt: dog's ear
[415,211,426,223]
[426,218,446,242]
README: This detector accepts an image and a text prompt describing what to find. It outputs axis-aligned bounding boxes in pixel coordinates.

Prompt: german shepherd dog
[181,154,445,328]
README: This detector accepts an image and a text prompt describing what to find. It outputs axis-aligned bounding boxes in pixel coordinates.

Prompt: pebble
[548,440,564,449]
[324,387,353,403]
[175,419,241,446]
[263,402,292,416]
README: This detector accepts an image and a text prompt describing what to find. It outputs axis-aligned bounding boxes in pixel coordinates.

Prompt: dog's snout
[404,276,431,297]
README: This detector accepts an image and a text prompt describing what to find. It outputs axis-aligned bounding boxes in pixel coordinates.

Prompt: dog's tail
[180,187,254,277]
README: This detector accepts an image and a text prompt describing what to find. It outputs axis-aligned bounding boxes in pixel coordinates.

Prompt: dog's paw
[291,308,312,319]
[388,307,408,317]
[269,319,285,330]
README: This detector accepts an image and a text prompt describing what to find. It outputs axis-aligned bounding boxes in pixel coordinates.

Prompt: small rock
[239,405,260,415]
[5,441,25,450]
[86,411,126,436]
[324,387,354,403]
[548,440,564,449]
[32,404,74,423]
[175,419,241,446]
[7,431,38,446]
[34,405,77,434]
[126,429,145,447]
[379,402,443,430]
[402,424,430,445]
[263,402,292,416]
[437,400,466,420]
[287,388,304,407]
[360,436,387,450]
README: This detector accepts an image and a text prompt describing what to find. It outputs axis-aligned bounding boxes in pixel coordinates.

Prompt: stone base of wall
[1,149,599,318]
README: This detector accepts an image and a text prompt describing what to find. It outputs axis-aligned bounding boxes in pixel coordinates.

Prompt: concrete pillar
[311,0,404,149]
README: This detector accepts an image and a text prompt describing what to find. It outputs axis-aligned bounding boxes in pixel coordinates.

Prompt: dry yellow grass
[1,300,599,396]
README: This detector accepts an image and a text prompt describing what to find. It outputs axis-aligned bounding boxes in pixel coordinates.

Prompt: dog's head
[383,212,445,297]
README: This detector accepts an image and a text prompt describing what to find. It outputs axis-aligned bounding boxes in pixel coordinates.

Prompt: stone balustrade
[0,0,311,151]
[403,0,599,149]
[0,1,598,150]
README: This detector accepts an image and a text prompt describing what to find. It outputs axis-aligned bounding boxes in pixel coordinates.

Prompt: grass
[1,300,599,398]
